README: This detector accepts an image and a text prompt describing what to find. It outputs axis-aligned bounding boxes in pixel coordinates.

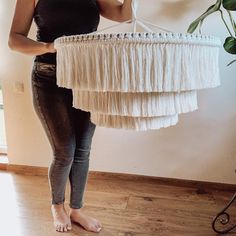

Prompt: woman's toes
[96,222,102,231]
[92,225,99,232]
[90,225,101,232]
[67,224,72,230]
[57,225,61,232]
[59,225,63,232]
[61,225,65,232]
[56,225,61,232]
[97,222,102,228]
[85,224,96,232]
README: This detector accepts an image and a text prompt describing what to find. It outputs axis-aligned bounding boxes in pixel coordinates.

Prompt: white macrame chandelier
[54,0,221,131]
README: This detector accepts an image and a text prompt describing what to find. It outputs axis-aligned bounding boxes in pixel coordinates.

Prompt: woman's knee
[53,145,76,165]
[74,146,91,162]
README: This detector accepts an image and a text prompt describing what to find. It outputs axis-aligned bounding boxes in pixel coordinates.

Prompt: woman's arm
[96,0,132,22]
[8,0,55,55]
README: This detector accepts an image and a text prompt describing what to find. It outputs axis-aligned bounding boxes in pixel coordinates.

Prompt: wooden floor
[0,170,236,236]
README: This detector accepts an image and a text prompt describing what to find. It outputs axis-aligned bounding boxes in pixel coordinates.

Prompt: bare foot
[51,204,72,232]
[69,207,102,233]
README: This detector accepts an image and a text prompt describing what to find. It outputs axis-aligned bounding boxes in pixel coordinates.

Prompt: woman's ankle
[69,203,84,210]
[51,203,65,209]
[69,206,84,213]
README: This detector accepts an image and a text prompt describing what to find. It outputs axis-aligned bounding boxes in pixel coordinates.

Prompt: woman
[8,0,132,233]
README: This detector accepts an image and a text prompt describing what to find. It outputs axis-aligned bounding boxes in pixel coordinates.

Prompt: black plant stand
[212,192,236,234]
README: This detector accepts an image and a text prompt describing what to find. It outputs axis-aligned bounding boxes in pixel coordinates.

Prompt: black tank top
[33,0,100,65]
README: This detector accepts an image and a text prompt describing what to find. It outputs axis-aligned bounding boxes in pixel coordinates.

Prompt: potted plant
[187,0,236,65]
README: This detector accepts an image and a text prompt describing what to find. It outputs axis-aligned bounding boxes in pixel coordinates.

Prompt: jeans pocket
[33,62,56,78]
[32,62,57,86]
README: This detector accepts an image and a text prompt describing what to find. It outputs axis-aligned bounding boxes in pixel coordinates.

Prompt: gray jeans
[31,62,96,209]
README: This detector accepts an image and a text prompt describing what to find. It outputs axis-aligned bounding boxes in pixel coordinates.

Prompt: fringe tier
[72,90,198,117]
[55,32,221,92]
[90,113,179,131]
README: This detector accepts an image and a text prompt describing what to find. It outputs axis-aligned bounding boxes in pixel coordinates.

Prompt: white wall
[1,0,236,184]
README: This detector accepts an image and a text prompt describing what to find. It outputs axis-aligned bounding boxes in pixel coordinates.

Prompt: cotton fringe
[55,32,221,92]
[72,90,198,117]
[54,32,221,131]
[90,113,179,131]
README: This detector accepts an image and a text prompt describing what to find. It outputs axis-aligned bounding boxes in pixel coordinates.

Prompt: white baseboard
[0,146,7,154]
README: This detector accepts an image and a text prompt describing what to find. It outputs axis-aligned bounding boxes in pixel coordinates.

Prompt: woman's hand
[96,0,132,22]
[45,42,57,53]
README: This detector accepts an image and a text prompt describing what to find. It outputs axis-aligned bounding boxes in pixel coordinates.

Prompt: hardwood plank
[86,178,216,204]
[84,191,129,210]
[126,195,217,214]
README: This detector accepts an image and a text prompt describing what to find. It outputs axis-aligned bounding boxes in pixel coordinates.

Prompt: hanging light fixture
[54,0,221,131]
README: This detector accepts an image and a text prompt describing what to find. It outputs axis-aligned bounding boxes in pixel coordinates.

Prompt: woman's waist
[32,60,57,80]
[34,53,57,66]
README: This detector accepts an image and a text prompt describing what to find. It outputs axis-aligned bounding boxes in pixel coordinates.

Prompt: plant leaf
[223,36,236,54]
[223,0,236,10]
[187,20,200,33]
[227,10,236,33]
[187,0,222,33]
[227,59,236,66]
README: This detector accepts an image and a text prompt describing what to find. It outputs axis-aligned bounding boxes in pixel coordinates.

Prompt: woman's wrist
[43,42,56,53]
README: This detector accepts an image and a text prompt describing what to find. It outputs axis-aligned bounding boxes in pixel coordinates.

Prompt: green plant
[187,0,236,65]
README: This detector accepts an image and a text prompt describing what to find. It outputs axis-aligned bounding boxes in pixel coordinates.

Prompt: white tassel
[72,90,198,117]
[90,113,179,131]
